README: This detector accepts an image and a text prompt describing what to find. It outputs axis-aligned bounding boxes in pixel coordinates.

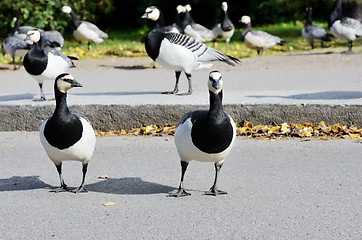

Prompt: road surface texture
[0,132,361,239]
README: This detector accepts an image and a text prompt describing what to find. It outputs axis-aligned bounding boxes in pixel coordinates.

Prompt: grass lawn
[1,21,361,65]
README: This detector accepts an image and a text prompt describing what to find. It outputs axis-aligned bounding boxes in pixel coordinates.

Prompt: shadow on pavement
[0,93,35,102]
[86,177,174,195]
[72,91,161,96]
[247,91,362,100]
[0,176,52,191]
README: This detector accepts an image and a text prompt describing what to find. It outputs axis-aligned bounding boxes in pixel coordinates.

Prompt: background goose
[1,36,31,70]
[62,6,109,48]
[142,6,239,95]
[182,4,218,42]
[240,15,285,55]
[163,5,185,34]
[23,29,76,101]
[302,7,332,49]
[169,71,236,197]
[11,17,64,50]
[212,2,235,48]
[40,73,96,193]
[328,0,362,53]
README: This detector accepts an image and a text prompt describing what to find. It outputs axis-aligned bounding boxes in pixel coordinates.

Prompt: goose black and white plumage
[40,73,96,193]
[141,6,239,95]
[1,36,31,70]
[182,4,218,42]
[212,2,235,48]
[62,6,108,48]
[163,5,186,34]
[240,15,285,55]
[11,17,64,50]
[168,71,236,197]
[302,7,331,49]
[328,0,362,53]
[23,29,76,101]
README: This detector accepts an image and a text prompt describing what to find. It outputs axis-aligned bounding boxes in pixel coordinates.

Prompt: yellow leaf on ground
[103,202,116,206]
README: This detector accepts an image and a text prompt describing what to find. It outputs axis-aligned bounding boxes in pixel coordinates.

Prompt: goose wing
[82,21,109,39]
[44,48,75,67]
[341,17,362,35]
[305,25,328,39]
[165,32,239,65]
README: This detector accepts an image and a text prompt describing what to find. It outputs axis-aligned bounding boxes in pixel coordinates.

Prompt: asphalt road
[0,132,361,239]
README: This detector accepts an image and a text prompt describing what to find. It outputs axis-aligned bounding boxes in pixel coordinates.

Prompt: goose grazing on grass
[141,6,239,95]
[182,4,218,42]
[168,71,236,197]
[302,7,332,49]
[40,73,96,193]
[328,0,362,53]
[1,36,31,70]
[23,29,76,101]
[62,5,109,48]
[240,15,285,55]
[213,2,235,48]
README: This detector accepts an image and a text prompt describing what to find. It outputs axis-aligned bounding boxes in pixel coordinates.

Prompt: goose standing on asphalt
[328,0,362,53]
[169,71,236,197]
[23,29,76,101]
[213,2,235,48]
[40,73,96,193]
[141,6,239,95]
[302,7,332,49]
[1,36,31,70]
[240,15,285,55]
[62,6,109,48]
[182,4,218,42]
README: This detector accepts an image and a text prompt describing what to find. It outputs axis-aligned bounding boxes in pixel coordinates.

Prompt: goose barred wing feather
[165,32,239,65]
[306,25,328,39]
[341,17,362,35]
[249,30,285,46]
[83,21,109,39]
[43,48,75,67]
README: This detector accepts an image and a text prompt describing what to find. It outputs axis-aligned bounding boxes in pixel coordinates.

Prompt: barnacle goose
[182,4,218,42]
[23,29,76,101]
[212,2,235,48]
[163,5,186,34]
[11,17,35,40]
[168,71,236,197]
[142,6,239,95]
[328,0,362,53]
[240,15,285,55]
[302,7,331,49]
[40,73,96,193]
[62,6,109,48]
[11,17,64,50]
[1,36,31,70]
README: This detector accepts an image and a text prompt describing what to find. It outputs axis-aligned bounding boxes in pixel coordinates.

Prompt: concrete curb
[1,104,361,131]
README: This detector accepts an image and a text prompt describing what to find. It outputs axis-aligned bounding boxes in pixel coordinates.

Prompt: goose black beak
[141,13,148,19]
[71,80,83,88]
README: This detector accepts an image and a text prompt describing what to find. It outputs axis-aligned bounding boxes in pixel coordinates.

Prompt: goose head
[208,71,223,94]
[240,15,251,25]
[222,2,228,12]
[56,73,82,94]
[25,29,41,43]
[141,6,160,21]
[62,6,72,14]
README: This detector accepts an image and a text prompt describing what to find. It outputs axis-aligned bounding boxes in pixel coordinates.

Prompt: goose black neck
[305,9,312,26]
[183,11,194,26]
[241,23,251,40]
[54,87,71,116]
[11,19,20,35]
[70,11,82,28]
[209,90,223,118]
[329,0,342,27]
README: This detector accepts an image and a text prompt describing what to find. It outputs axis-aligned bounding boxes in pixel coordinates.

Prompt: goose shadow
[98,64,151,70]
[0,176,53,192]
[72,91,162,96]
[0,93,35,102]
[247,91,362,100]
[86,177,175,195]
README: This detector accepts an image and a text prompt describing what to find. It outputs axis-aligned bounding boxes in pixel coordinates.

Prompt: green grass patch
[1,22,361,65]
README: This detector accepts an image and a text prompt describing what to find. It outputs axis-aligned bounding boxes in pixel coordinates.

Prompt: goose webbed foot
[32,96,47,102]
[72,186,88,193]
[204,187,227,196]
[51,185,70,193]
[162,89,178,94]
[167,187,191,197]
